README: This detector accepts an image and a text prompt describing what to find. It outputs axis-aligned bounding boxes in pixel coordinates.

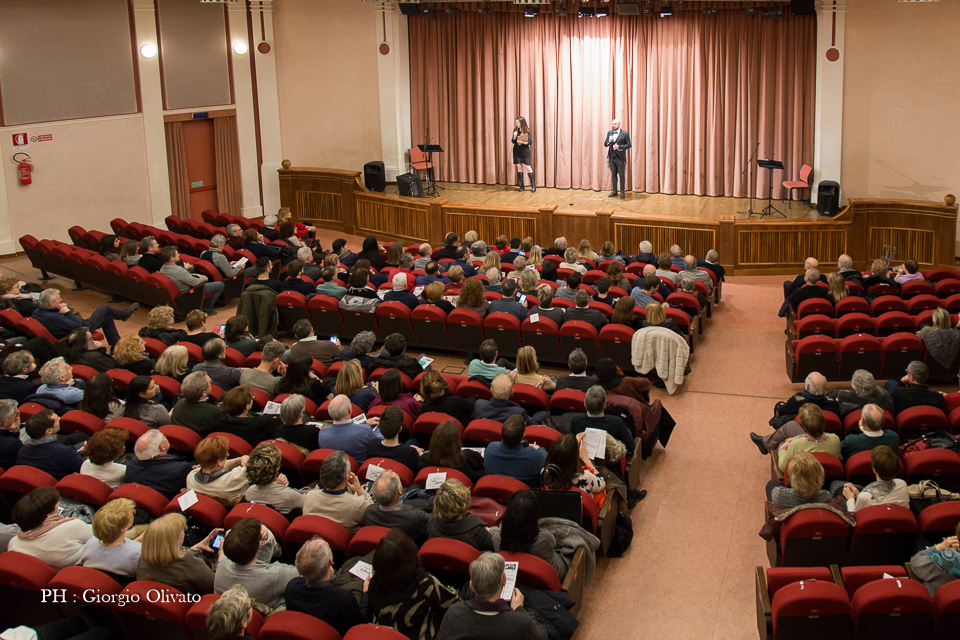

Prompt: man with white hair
[171,372,221,436]
[125,429,193,497]
[298,247,322,281]
[473,373,540,425]
[633,240,657,265]
[202,234,255,279]
[0,399,23,468]
[383,272,421,310]
[683,255,714,294]
[697,249,725,282]
[260,213,280,242]
[35,357,84,405]
[225,223,245,250]
[414,243,433,270]
[315,395,382,463]
[362,470,430,539]
[839,404,898,460]
[669,245,684,268]
[0,351,38,402]
[605,118,631,199]
[837,253,863,285]
[285,537,365,636]
[387,253,417,291]
[678,273,710,311]
[32,288,137,347]
[303,450,373,532]
[783,257,827,299]
[781,268,831,317]
[484,268,503,293]
[436,552,546,640]
[543,236,568,257]
[769,371,840,425]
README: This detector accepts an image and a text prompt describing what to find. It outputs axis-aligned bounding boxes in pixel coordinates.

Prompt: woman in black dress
[512,116,535,193]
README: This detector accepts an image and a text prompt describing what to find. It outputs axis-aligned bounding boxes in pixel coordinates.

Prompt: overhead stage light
[617,3,640,15]
[554,5,566,15]
[421,6,436,19]
[445,7,460,14]
[477,6,491,14]
[762,7,783,19]
[596,6,609,16]
[702,8,716,17]
[744,8,755,16]
[578,6,595,17]
[524,6,539,17]
[659,6,672,17]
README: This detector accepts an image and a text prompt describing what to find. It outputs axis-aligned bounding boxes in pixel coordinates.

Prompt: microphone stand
[738,141,760,218]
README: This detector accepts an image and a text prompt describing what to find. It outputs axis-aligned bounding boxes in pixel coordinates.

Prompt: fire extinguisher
[14,153,32,186]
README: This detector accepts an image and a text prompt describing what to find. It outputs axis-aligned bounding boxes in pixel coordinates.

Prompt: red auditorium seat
[107,417,150,440]
[483,312,523,358]
[904,449,960,492]
[907,294,942,315]
[275,291,309,332]
[924,267,958,282]
[934,580,960,640]
[0,466,57,508]
[260,610,342,640]
[874,311,914,337]
[839,565,908,600]
[897,405,949,440]
[918,501,960,543]
[870,295,907,316]
[775,509,849,567]
[418,537,481,586]
[851,577,934,640]
[414,466,472,489]
[303,450,360,484]
[844,449,902,487]
[770,580,851,640]
[410,304,448,348]
[206,431,254,457]
[560,320,599,363]
[54,474,113,508]
[597,323,636,371]
[109,483,169,517]
[784,452,843,487]
[105,368,137,391]
[836,334,882,379]
[797,298,833,319]
[447,309,485,354]
[455,379,493,401]
[880,332,925,379]
[755,566,836,640]
[510,383,548,413]
[376,301,415,344]
[348,526,391,556]
[164,493,227,528]
[224,503,290,540]
[473,475,528,504]
[793,314,835,340]
[59,410,106,436]
[835,313,875,338]
[902,280,935,299]
[284,515,352,556]
[934,279,960,299]
[942,293,960,314]
[0,550,60,627]
[547,389,586,414]
[848,504,918,565]
[835,296,871,317]
[524,425,562,448]
[463,419,502,444]
[787,335,838,383]
[308,294,346,338]
[412,413,463,438]
[358,458,415,487]
[521,316,562,363]
[343,625,409,640]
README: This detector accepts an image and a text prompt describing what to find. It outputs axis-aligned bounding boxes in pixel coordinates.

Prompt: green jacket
[237,283,278,338]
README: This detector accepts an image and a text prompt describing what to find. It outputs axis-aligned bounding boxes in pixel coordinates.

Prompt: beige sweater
[302,489,373,533]
[8,519,94,569]
[630,326,690,394]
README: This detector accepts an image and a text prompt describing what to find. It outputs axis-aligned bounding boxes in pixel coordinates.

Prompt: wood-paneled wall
[278,167,958,275]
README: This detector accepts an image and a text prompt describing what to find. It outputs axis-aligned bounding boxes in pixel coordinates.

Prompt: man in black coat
[772,371,840,422]
[783,257,827,300]
[604,118,631,199]
[885,361,945,415]
[367,333,425,380]
[0,351,39,402]
[779,268,830,317]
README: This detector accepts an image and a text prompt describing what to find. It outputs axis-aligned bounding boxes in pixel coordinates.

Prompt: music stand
[756,159,786,218]
[418,143,444,197]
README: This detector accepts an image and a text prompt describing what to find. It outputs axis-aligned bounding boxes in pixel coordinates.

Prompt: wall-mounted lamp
[139,43,157,59]
[233,42,249,55]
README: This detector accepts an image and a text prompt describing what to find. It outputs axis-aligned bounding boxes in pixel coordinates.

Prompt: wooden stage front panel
[278,167,958,276]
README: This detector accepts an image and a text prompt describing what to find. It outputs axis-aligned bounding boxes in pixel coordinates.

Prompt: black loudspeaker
[364,161,385,192]
[397,173,423,198]
[791,0,816,16]
[817,181,841,217]
[398,3,420,15]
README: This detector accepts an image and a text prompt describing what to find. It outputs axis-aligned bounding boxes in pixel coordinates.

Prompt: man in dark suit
[604,119,631,199]
[837,254,864,286]
[0,351,39,402]
[631,240,658,265]
[383,273,421,311]
[563,290,608,332]
[555,348,599,392]
[783,257,827,300]
[779,268,830,317]
[885,361,945,414]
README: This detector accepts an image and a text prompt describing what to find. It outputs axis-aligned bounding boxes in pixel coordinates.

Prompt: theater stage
[387,180,821,222]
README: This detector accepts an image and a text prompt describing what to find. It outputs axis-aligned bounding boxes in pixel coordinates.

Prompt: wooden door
[181,119,218,221]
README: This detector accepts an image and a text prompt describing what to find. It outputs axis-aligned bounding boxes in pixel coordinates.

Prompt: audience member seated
[0,276,39,315]
[827,271,849,304]
[422,280,454,315]
[217,385,282,448]
[109,375,170,428]
[542,433,606,499]
[203,233,253,281]
[836,253,863,285]
[242,442,306,515]
[160,246,224,314]
[62,327,117,373]
[192,338,243,391]
[80,497,142,577]
[386,253,416,293]
[413,243,433,270]
[336,331,378,369]
[221,315,258,357]
[334,359,377,412]
[653,254,677,285]
[631,274,661,309]
[483,415,547,485]
[570,386,636,455]
[215,517,298,611]
[136,513,220,595]
[302,450,373,533]
[500,237,522,264]
[609,297,641,331]
[416,261,451,287]
[113,335,155,376]
[779,268,830,317]
[829,369,895,417]
[367,333,425,380]
[565,289,608,331]
[331,238,358,268]
[592,277,616,307]
[839,404,899,460]
[74,378,120,423]
[171,372,222,437]
[909,522,960,597]
[776,404,841,473]
[417,419,485,483]
[771,372,840,423]
[678,273,710,311]
[239,340,285,396]
[543,236,567,258]
[278,260,316,297]
[555,271,582,301]
[474,374,541,425]
[489,490,562,573]
[553,348,598,392]
[861,257,900,291]
[456,277,491,317]
[530,287,565,326]
[381,272,420,311]
[640,302,684,338]
[223,223,244,251]
[368,529,459,638]
[137,236,165,273]
[483,268,503,293]
[125,430,193,498]
[783,257,824,300]
[278,352,334,407]
[369,368,423,418]
[16,410,83,479]
[885,360,945,414]
[697,249,725,282]
[138,305,187,346]
[562,248,587,275]
[206,585,257,640]
[436,232,461,260]
[427,478,494,550]
[515,346,556,392]
[285,538,365,636]
[630,240,656,265]
[0,399,22,468]
[419,370,475,427]
[366,405,421,472]
[438,551,546,640]
[181,309,220,347]
[841,445,908,513]
[33,357,85,408]
[316,394,382,463]
[79,428,127,489]
[363,470,430,540]
[275,394,320,452]
[918,307,960,370]
[33,288,137,348]
[187,435,250,502]
[683,255,713,293]
[0,350,39,402]
[669,245,684,268]
[153,345,190,384]
[8,486,93,569]
[753,403,828,457]
[250,256,283,292]
[467,339,511,382]
[314,266,347,300]
[766,452,831,507]
[540,260,559,283]
[242,227,283,262]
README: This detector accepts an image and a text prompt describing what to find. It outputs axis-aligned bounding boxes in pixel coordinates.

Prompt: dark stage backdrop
[409,6,816,198]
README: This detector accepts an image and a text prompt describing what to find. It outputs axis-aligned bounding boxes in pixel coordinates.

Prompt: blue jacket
[488,298,529,321]
[383,290,421,311]
[473,399,537,425]
[316,421,383,464]
[125,455,194,499]
[32,307,84,340]
[415,275,451,287]
[0,429,23,469]
[483,441,547,486]
[16,438,83,480]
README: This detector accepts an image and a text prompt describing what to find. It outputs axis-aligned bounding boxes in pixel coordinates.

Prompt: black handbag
[926,430,960,452]
[605,511,634,558]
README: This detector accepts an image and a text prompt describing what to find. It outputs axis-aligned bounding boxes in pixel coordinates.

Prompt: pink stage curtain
[409,7,816,198]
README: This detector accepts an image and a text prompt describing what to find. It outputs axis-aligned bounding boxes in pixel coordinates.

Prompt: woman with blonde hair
[769,451,831,507]
[481,251,501,276]
[186,435,250,502]
[640,302,684,337]
[446,265,465,290]
[423,281,454,314]
[136,512,221,594]
[918,306,960,368]
[577,239,599,263]
[528,245,543,267]
[335,359,377,412]
[182,309,219,347]
[154,344,190,383]
[455,278,490,317]
[113,335,155,376]
[515,345,556,392]
[426,479,494,550]
[827,272,849,304]
[207,584,255,640]
[244,442,307,515]
[81,497,142,576]
[563,248,587,274]
[138,305,187,346]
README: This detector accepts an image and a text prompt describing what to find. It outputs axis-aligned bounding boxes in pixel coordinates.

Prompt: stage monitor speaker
[791,0,815,15]
[364,161,385,192]
[397,173,423,198]
[617,3,640,15]
[398,3,420,16]
[817,181,840,217]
